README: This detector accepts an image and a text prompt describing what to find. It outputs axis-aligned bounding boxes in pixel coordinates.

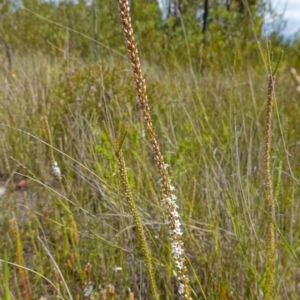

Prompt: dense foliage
[1,0,299,69]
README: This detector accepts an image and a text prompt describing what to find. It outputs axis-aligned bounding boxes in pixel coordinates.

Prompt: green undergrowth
[0,52,300,299]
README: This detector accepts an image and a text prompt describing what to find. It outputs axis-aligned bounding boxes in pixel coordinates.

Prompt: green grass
[0,38,300,299]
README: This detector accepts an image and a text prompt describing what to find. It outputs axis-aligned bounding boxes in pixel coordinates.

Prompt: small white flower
[173,227,183,236]
[170,185,176,191]
[170,210,179,218]
[174,219,181,228]
[176,260,184,270]
[171,240,179,248]
[171,242,184,259]
[163,197,172,205]
[178,283,184,295]
[52,161,62,178]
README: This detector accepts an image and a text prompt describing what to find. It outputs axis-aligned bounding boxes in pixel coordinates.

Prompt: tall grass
[0,7,300,299]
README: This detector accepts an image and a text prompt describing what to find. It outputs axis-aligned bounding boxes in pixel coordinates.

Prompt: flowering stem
[117,1,191,298]
[104,125,160,300]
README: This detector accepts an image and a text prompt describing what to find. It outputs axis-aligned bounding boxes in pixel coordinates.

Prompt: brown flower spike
[263,46,282,299]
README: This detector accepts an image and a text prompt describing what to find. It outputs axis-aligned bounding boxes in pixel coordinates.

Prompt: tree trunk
[203,0,209,34]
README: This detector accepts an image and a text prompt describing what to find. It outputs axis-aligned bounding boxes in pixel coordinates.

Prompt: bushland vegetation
[1,0,300,299]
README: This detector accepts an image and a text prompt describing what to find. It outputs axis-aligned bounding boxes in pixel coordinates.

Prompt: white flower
[171,242,184,259]
[175,219,181,228]
[163,197,172,205]
[178,283,184,295]
[172,219,183,236]
[52,161,62,178]
[173,226,183,236]
[176,260,184,270]
[170,210,179,218]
